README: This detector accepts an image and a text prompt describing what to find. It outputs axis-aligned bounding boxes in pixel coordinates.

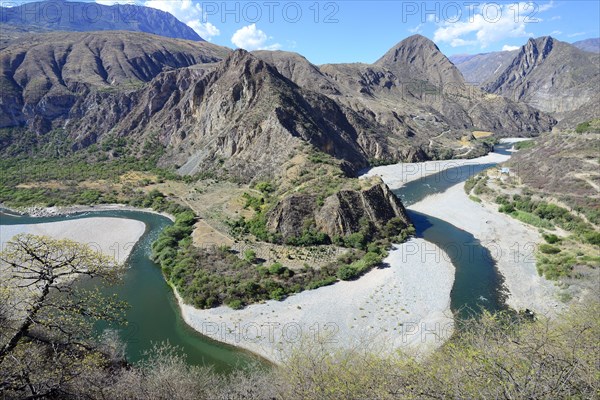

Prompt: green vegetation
[159,204,414,309]
[514,140,536,150]
[575,118,600,133]
[163,243,341,309]
[160,220,414,309]
[495,193,599,279]
[496,194,595,236]
[464,173,491,195]
[543,233,560,244]
[538,244,561,254]
[0,134,175,208]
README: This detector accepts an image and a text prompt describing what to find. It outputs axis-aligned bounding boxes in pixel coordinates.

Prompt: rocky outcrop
[265,194,318,239]
[450,50,518,85]
[315,182,409,238]
[266,181,410,240]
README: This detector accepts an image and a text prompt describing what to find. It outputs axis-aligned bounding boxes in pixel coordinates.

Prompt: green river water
[0,143,514,368]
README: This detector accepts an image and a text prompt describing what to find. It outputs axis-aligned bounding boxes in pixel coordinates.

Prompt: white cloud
[537,1,556,12]
[96,0,136,5]
[568,32,586,38]
[231,24,281,50]
[549,15,561,21]
[187,20,220,39]
[143,0,220,40]
[502,45,521,51]
[409,24,423,34]
[550,30,562,35]
[433,2,557,49]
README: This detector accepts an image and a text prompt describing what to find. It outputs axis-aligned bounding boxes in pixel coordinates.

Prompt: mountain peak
[374,35,464,87]
[521,36,556,63]
[483,35,599,114]
[0,0,203,41]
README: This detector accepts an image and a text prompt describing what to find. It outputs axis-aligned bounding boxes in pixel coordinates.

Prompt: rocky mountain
[0,31,560,240]
[482,37,600,117]
[0,31,229,130]
[254,36,554,161]
[572,38,600,53]
[1,33,556,177]
[374,35,465,88]
[450,50,518,85]
[0,0,202,41]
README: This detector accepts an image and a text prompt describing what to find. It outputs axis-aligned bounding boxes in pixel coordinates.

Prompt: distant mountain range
[451,37,600,126]
[0,0,203,41]
[572,38,600,53]
[450,37,599,84]
[0,31,555,179]
[1,0,596,181]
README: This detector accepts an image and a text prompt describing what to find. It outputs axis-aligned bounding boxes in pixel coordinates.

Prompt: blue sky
[8,1,600,64]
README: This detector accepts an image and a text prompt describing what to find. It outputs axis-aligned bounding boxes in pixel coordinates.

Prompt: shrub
[514,140,535,150]
[539,244,561,254]
[583,231,600,246]
[227,299,243,310]
[269,288,286,301]
[337,265,359,280]
[543,233,560,244]
[268,262,285,275]
[255,181,275,193]
[244,249,257,263]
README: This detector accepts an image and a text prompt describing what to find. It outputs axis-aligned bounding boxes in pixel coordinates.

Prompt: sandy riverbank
[409,183,562,316]
[0,203,175,222]
[365,140,562,317]
[176,238,454,364]
[0,217,146,264]
[362,139,530,188]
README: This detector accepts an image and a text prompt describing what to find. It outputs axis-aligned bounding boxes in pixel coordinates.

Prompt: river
[0,209,261,372]
[0,143,515,368]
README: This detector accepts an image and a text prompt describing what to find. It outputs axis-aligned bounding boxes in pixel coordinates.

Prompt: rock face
[483,37,600,115]
[266,181,410,239]
[2,31,556,169]
[0,1,203,41]
[0,31,229,130]
[266,194,318,239]
[450,50,519,85]
[374,34,465,88]
[315,182,409,238]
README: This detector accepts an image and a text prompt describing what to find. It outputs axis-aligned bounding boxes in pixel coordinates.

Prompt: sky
[6,1,600,64]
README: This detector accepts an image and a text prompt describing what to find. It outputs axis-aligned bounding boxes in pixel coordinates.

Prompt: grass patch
[514,140,535,150]
[509,210,554,229]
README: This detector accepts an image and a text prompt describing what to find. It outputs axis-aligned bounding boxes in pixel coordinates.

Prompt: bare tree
[0,234,127,398]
